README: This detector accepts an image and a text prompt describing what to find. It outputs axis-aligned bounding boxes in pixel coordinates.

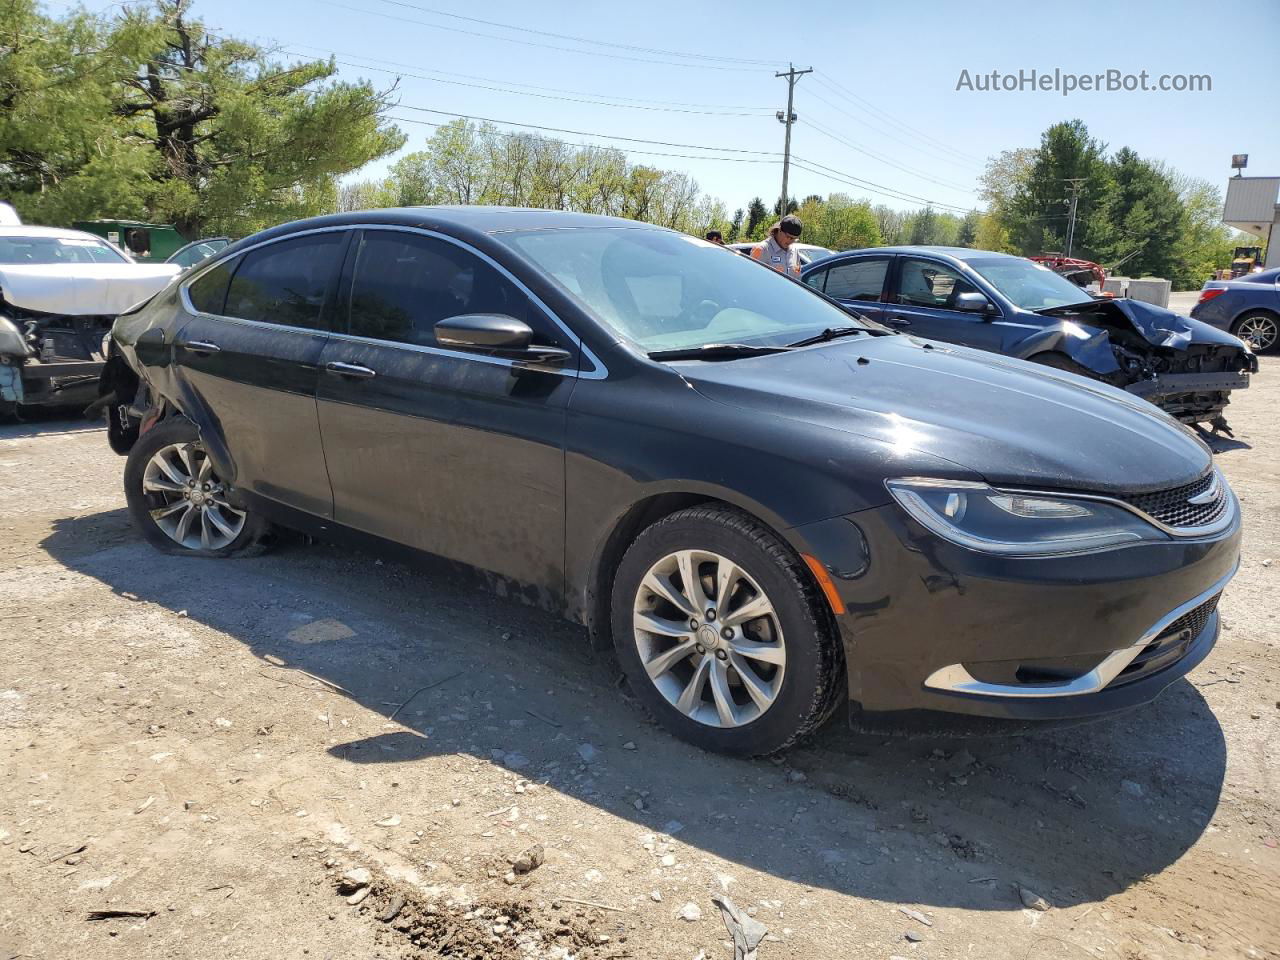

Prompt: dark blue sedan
[1191,268,1280,353]
[801,246,1256,429]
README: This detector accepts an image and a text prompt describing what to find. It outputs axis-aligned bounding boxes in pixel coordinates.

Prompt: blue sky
[67,0,1280,213]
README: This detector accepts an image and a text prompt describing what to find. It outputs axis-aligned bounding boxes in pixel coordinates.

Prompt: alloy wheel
[142,442,246,550]
[632,549,786,728]
[1237,314,1279,352]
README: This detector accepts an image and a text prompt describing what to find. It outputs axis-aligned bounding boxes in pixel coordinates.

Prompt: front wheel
[1233,312,1279,354]
[124,417,271,557]
[610,506,844,756]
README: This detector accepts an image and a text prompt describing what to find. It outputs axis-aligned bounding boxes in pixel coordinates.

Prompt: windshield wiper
[648,343,794,361]
[786,325,875,348]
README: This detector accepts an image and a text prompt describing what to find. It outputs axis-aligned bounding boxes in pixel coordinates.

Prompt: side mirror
[434,314,571,365]
[955,292,994,315]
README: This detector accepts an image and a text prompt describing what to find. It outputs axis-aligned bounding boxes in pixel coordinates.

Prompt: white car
[0,225,181,414]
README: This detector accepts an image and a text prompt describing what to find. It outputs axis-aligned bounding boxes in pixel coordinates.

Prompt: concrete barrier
[1102,277,1171,308]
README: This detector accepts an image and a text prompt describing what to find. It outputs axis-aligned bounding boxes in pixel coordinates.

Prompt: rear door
[173,230,349,517]
[883,256,1005,350]
[315,227,579,596]
[803,255,891,323]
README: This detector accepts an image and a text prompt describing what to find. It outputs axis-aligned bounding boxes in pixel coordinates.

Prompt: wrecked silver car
[801,248,1257,433]
[0,226,180,416]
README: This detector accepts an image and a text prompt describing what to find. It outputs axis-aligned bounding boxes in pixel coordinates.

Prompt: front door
[884,257,1005,351]
[315,228,578,599]
[173,231,349,517]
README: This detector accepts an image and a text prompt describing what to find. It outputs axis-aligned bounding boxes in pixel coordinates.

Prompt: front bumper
[792,498,1240,722]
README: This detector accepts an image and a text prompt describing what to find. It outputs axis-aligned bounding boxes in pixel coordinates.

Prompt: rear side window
[186,257,238,315]
[224,233,346,329]
[346,230,544,348]
[804,268,828,292]
[824,259,889,301]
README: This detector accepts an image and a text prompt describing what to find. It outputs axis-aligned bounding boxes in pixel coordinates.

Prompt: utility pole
[1063,178,1086,257]
[776,63,813,215]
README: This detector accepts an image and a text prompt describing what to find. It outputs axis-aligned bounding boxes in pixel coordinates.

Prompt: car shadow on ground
[0,409,100,440]
[41,509,1227,913]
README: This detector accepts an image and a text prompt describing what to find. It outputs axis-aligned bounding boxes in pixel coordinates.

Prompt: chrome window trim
[178,222,608,380]
[923,561,1238,699]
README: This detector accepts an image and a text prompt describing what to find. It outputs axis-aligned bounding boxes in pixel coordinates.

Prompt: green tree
[1085,147,1183,278]
[726,207,744,242]
[744,197,769,239]
[956,210,981,247]
[1008,120,1111,257]
[2,0,404,236]
[908,205,938,244]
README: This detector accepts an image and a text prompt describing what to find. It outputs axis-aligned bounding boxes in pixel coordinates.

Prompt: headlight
[0,315,32,357]
[886,478,1166,556]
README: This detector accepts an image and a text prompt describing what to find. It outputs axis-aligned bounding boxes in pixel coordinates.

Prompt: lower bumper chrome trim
[922,563,1238,699]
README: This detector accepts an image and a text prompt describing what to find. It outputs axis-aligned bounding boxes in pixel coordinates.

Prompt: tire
[1232,312,1279,354]
[124,417,271,557]
[610,505,845,756]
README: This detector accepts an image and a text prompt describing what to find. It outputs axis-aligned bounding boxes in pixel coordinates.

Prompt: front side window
[966,256,1093,311]
[823,258,889,302]
[0,234,128,265]
[896,258,980,309]
[224,232,346,329]
[497,227,879,353]
[345,231,545,348]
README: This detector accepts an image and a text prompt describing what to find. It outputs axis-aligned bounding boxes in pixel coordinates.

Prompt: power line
[285,42,775,111]
[385,115,783,165]
[789,156,974,213]
[366,0,786,67]
[291,51,774,117]
[394,104,783,156]
[318,0,769,72]
[802,115,977,194]
[805,85,982,174]
[813,72,986,165]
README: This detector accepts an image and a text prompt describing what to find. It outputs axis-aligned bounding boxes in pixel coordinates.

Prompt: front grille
[1117,472,1228,529]
[1111,592,1221,687]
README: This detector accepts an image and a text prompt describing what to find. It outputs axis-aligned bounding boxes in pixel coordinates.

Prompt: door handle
[325,361,377,379]
[180,339,221,353]
[885,317,912,327]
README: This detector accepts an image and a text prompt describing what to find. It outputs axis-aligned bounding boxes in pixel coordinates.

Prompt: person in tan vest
[750,214,803,276]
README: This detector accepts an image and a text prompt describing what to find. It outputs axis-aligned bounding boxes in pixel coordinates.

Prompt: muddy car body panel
[800,247,1256,427]
[0,226,181,411]
[106,209,1240,735]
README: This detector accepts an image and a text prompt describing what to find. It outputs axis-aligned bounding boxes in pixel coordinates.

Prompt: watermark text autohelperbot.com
[956,68,1211,96]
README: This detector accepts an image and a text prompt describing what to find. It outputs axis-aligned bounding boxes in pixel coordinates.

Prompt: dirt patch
[1,366,1278,960]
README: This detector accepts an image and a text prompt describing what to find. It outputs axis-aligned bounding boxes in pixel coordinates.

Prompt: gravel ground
[1,359,1277,960]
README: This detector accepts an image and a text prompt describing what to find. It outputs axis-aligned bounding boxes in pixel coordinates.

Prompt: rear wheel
[124,418,271,557]
[610,506,844,756]
[1233,312,1279,353]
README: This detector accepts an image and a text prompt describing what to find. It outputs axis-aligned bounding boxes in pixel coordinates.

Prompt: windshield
[966,256,1093,311]
[498,227,873,352]
[0,234,128,265]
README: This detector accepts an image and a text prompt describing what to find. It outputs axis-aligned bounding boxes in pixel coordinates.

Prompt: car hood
[1038,297,1244,351]
[684,335,1211,496]
[0,263,181,317]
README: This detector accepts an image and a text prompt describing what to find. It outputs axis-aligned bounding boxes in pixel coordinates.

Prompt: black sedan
[801,246,1257,430]
[102,208,1240,755]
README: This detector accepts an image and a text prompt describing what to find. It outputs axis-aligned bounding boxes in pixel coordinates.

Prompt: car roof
[837,245,1017,260]
[0,224,120,242]
[267,206,665,237]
